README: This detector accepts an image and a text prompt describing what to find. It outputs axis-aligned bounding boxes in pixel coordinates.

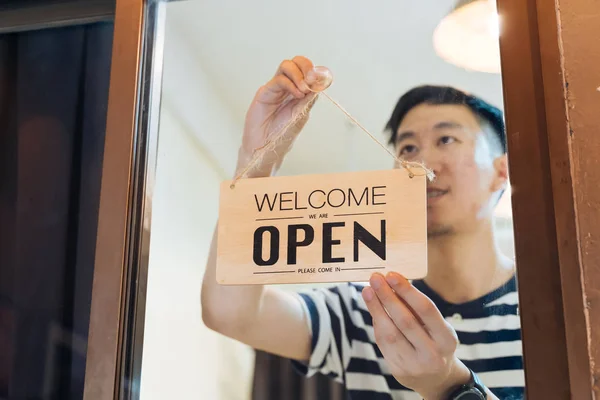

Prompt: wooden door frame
[82,0,596,399]
[498,0,594,398]
[83,0,167,399]
[82,0,144,396]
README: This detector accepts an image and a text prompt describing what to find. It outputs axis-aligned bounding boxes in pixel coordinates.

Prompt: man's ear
[491,153,509,192]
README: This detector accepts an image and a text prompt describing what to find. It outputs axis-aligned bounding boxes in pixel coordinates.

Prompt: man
[201,56,523,399]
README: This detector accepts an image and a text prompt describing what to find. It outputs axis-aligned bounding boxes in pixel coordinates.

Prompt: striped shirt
[292,276,524,399]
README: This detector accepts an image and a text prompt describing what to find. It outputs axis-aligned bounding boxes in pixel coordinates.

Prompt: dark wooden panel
[548,0,600,396]
[497,0,572,398]
[534,0,594,398]
[498,0,599,398]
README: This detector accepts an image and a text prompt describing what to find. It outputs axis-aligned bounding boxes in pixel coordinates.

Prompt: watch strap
[448,369,487,400]
[471,369,487,397]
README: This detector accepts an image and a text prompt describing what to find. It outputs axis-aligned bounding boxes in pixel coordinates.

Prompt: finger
[362,286,415,356]
[385,272,455,345]
[265,74,306,99]
[370,273,434,350]
[277,59,311,94]
[291,55,314,79]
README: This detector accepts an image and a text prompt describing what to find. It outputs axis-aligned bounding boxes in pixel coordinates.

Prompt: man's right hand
[236,55,319,178]
[202,57,322,364]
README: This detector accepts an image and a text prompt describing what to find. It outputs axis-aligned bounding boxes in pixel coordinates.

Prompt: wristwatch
[448,369,487,400]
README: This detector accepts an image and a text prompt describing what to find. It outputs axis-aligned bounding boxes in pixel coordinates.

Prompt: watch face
[454,388,486,400]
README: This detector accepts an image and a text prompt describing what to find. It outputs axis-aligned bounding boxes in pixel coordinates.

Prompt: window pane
[0,22,113,400]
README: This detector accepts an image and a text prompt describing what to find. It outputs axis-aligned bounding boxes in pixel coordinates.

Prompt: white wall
[139,105,255,400]
[138,17,258,400]
[159,20,242,178]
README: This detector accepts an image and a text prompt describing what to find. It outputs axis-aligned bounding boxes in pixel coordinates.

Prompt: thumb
[288,92,319,136]
[236,92,319,179]
[269,93,319,174]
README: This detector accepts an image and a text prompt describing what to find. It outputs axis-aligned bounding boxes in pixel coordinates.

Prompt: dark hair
[385,85,506,152]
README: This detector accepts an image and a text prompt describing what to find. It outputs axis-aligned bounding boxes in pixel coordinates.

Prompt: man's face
[394,103,507,237]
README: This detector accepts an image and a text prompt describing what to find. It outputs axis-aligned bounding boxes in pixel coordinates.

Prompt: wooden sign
[216,169,427,285]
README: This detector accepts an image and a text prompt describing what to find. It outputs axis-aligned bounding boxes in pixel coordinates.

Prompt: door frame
[83,0,166,399]
[497,0,593,398]
[83,0,594,399]
[0,0,115,33]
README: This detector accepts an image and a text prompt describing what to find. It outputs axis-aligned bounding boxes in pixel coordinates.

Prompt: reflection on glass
[140,1,521,399]
[0,23,113,399]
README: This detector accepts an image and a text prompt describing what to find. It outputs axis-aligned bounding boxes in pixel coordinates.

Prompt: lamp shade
[433,0,501,74]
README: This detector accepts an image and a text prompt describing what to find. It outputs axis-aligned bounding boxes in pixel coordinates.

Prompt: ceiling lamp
[433,0,502,74]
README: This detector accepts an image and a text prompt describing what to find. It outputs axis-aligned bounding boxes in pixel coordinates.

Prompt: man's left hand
[362,272,472,400]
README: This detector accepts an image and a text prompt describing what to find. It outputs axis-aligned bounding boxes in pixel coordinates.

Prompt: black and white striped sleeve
[291,284,360,384]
